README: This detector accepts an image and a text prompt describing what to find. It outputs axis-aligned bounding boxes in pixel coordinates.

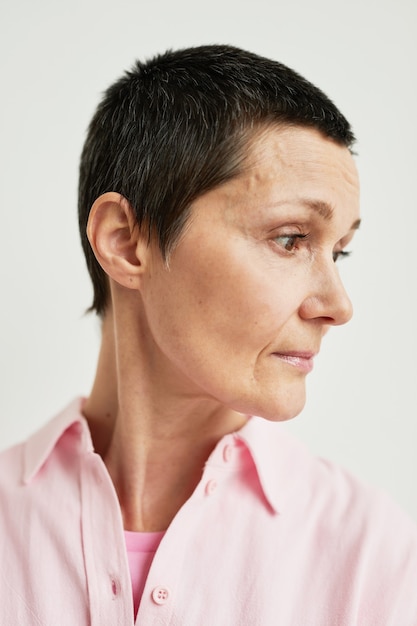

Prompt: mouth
[272,351,316,374]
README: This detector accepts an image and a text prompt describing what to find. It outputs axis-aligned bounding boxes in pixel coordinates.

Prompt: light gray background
[1,0,416,521]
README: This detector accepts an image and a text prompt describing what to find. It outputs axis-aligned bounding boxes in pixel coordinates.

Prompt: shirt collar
[23,398,93,484]
[235,416,311,514]
[23,399,311,515]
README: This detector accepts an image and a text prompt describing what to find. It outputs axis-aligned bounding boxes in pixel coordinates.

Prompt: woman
[1,45,416,625]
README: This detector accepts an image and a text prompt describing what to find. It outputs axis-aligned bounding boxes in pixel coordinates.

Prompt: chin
[231,387,307,423]
[257,402,305,423]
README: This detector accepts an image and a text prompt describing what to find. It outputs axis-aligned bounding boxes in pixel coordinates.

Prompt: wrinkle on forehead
[188,124,360,232]
[236,125,360,211]
[245,124,359,183]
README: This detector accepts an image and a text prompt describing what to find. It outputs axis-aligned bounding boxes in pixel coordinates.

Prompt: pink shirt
[1,398,417,625]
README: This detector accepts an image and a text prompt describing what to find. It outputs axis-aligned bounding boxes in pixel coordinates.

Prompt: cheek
[147,257,300,367]
[140,256,309,416]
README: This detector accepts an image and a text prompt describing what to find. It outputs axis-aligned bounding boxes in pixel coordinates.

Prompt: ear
[87,192,148,290]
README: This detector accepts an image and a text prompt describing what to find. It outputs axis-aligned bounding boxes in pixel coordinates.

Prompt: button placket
[203,440,236,497]
[80,455,134,624]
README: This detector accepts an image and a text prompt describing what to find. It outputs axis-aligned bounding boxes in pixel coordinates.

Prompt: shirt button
[223,444,234,463]
[205,479,217,495]
[152,586,170,605]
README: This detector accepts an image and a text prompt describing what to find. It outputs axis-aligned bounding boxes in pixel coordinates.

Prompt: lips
[272,351,316,373]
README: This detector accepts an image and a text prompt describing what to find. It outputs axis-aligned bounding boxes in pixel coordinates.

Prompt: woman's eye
[333,250,351,262]
[274,234,307,252]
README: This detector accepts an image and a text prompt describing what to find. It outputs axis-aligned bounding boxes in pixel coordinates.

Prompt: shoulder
[306,453,417,567]
[0,400,90,574]
[276,424,417,552]
[231,418,417,622]
[248,416,416,524]
[283,428,417,620]
[268,420,417,619]
[314,457,417,621]
[307,451,417,537]
[238,415,417,554]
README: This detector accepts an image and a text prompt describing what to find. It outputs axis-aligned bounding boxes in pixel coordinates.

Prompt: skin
[83,125,361,531]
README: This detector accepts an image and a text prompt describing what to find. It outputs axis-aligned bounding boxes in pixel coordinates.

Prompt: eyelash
[273,233,351,263]
[333,250,351,262]
[273,233,309,252]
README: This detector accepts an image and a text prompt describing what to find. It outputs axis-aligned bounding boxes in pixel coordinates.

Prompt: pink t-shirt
[1,398,417,625]
[124,530,165,617]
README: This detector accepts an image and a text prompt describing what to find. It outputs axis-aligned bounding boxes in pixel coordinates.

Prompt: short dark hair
[78,44,355,315]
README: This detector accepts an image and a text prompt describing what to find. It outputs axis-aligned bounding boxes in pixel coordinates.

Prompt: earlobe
[87,192,147,290]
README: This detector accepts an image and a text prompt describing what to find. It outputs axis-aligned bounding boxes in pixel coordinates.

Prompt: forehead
[183,124,360,242]
[243,124,359,195]
[213,125,360,225]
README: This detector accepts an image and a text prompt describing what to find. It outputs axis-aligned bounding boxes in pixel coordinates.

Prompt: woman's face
[139,125,361,421]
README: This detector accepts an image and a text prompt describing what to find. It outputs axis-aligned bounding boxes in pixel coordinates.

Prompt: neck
[83,304,247,532]
[82,311,118,457]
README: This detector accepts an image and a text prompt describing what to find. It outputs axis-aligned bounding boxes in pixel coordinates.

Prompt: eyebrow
[305,199,334,221]
[305,200,361,231]
[263,198,361,232]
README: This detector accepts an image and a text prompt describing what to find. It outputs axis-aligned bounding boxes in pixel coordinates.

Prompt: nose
[299,262,353,326]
